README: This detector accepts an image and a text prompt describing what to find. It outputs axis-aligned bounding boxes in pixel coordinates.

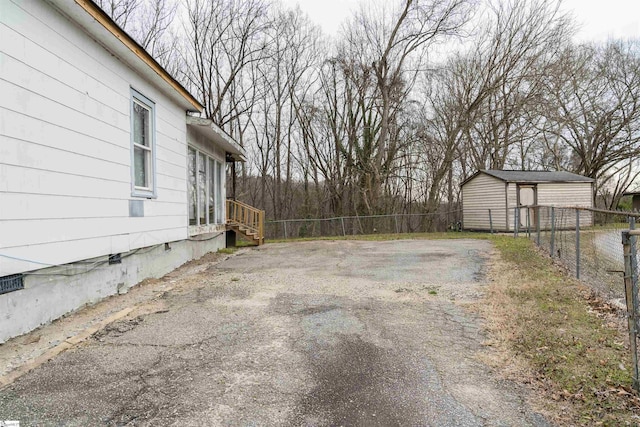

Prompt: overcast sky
[280,0,640,42]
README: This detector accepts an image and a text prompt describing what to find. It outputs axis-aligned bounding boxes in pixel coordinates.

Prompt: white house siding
[0,0,189,276]
[536,182,593,228]
[462,173,507,231]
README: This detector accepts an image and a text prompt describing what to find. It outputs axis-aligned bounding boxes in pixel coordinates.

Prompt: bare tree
[96,0,178,69]
[323,0,475,215]
[540,40,640,208]
[96,0,141,28]
[183,0,269,129]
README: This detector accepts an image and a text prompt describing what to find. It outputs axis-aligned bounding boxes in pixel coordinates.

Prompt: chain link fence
[622,229,640,391]
[519,206,637,303]
[265,210,468,240]
[267,205,640,390]
[266,205,635,305]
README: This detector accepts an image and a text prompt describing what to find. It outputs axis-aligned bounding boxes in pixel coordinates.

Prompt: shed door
[518,185,537,228]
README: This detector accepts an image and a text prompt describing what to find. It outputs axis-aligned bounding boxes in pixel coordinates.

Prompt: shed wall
[505,182,593,230]
[0,0,191,275]
[506,183,518,231]
[537,182,593,228]
[462,173,507,231]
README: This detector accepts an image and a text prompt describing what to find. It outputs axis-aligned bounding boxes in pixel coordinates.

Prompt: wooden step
[225,200,265,245]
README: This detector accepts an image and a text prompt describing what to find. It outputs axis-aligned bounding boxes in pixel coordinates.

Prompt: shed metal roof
[461,170,594,186]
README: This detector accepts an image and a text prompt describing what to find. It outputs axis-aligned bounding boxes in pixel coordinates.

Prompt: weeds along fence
[264,210,469,240]
[524,206,640,392]
[521,206,639,304]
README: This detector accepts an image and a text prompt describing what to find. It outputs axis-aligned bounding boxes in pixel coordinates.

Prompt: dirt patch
[0,249,236,382]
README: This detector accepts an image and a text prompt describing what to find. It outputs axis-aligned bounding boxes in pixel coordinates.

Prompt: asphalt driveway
[0,239,551,426]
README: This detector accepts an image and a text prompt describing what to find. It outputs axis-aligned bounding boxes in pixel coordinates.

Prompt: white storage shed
[461,170,595,232]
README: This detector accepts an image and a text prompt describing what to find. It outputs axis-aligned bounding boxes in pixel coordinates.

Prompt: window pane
[216,161,223,223]
[133,102,149,147]
[198,152,207,225]
[209,158,215,224]
[134,146,146,187]
[188,148,197,226]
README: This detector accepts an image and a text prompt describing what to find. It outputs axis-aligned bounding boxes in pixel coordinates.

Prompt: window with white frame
[188,146,224,230]
[131,89,156,198]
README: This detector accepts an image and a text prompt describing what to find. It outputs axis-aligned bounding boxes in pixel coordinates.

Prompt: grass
[486,236,639,425]
[217,247,237,254]
[266,232,640,425]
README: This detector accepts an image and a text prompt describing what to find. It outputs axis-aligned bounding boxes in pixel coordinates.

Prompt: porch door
[518,185,537,228]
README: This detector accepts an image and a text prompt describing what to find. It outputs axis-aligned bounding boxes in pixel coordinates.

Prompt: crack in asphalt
[0,240,551,426]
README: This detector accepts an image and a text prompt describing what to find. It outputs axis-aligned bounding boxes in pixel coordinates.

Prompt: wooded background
[97,0,640,223]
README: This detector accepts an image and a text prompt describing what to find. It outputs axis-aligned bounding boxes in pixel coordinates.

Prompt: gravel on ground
[0,239,552,426]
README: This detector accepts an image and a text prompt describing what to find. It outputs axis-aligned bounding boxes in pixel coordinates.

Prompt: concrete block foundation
[0,233,225,343]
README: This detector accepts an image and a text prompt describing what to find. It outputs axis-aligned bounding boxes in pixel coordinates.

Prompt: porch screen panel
[216,161,223,223]
[208,157,216,224]
[198,152,207,225]
[188,147,197,226]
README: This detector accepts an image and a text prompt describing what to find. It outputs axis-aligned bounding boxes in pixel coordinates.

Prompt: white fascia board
[186,116,246,162]
[46,0,202,113]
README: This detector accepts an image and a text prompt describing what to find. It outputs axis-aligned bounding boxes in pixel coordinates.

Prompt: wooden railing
[226,199,265,245]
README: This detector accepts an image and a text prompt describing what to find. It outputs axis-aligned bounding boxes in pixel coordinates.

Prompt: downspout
[226,153,237,201]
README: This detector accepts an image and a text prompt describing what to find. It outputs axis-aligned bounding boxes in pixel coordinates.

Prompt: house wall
[0,235,225,344]
[462,173,507,231]
[0,0,190,276]
[0,1,231,342]
[188,127,227,163]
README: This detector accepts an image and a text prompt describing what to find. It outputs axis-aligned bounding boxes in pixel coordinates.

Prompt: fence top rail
[265,210,462,224]
[263,205,640,225]
[532,205,640,217]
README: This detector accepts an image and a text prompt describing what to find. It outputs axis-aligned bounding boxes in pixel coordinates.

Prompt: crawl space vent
[0,274,24,295]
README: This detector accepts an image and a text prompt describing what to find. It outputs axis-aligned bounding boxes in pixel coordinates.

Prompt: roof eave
[49,0,204,113]
[459,170,485,187]
[483,170,594,183]
[186,117,246,162]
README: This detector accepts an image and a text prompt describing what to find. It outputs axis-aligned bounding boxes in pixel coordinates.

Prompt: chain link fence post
[488,209,493,234]
[576,208,580,279]
[514,207,519,238]
[630,218,640,355]
[623,229,640,391]
[536,206,541,246]
[550,207,555,258]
